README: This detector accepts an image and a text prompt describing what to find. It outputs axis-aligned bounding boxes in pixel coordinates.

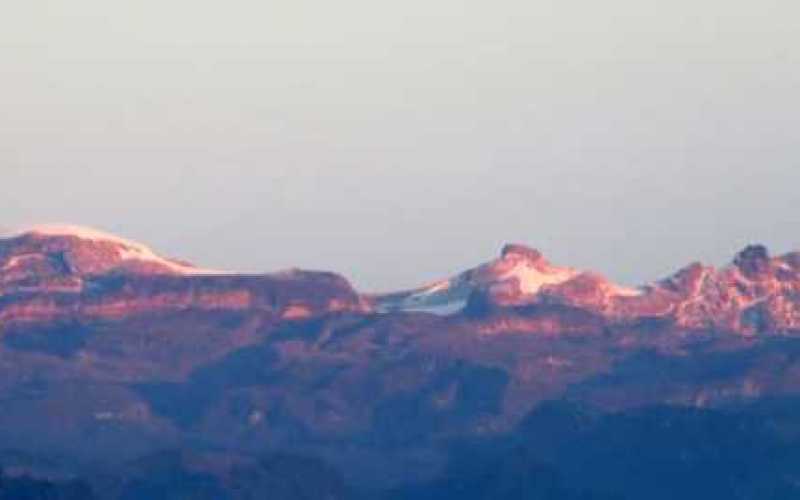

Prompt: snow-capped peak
[13,224,229,275]
[371,243,638,314]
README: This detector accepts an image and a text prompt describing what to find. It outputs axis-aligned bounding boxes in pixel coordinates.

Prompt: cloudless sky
[2,1,799,291]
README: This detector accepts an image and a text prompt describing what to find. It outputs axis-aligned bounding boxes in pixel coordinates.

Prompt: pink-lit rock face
[1,228,799,335]
[0,228,368,323]
[516,246,800,334]
[373,242,800,335]
[0,225,235,284]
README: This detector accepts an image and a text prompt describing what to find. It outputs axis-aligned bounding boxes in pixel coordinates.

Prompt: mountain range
[2,225,800,498]
[4,225,799,334]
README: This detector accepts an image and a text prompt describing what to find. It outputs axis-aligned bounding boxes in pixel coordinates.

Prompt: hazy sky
[2,1,799,291]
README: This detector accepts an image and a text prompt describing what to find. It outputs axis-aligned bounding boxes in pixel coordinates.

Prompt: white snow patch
[498,259,643,298]
[607,283,645,297]
[421,279,452,295]
[500,261,579,295]
[21,224,151,247]
[392,299,468,316]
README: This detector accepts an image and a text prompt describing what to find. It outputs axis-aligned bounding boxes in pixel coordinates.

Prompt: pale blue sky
[2,1,799,291]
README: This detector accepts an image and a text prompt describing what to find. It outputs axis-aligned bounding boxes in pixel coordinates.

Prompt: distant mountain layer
[2,225,800,497]
[2,225,799,334]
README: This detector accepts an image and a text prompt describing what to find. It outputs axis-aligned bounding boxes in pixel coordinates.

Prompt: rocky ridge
[2,227,799,335]
[0,226,368,323]
[373,243,800,335]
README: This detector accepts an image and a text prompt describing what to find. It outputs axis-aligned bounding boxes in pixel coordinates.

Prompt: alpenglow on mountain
[3,225,800,498]
[3,225,799,334]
